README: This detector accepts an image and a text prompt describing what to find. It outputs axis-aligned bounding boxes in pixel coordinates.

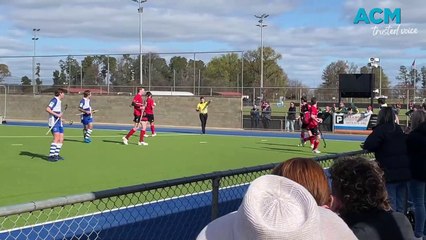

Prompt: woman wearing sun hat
[196,175,357,240]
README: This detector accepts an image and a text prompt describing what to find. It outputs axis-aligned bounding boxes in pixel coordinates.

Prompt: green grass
[0,125,360,207]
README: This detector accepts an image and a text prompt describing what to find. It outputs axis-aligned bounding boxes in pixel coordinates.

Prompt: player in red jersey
[298,96,311,146]
[308,97,322,153]
[144,91,156,137]
[122,87,148,146]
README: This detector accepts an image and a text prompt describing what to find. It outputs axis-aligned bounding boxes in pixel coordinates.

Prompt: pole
[148,53,151,90]
[80,60,83,89]
[193,53,196,94]
[138,1,143,85]
[32,28,40,95]
[255,14,268,100]
[198,69,201,95]
[379,64,382,96]
[107,56,110,94]
[173,69,176,92]
[132,0,147,85]
[260,23,264,99]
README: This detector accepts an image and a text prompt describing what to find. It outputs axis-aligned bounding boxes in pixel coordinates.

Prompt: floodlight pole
[255,14,268,100]
[131,0,147,86]
[32,28,40,95]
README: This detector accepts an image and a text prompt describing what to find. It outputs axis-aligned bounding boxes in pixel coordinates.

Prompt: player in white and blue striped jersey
[79,90,94,143]
[45,89,65,162]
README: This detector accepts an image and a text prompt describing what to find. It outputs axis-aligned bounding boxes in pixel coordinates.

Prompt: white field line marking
[11,144,23,146]
[0,133,199,139]
[0,182,250,233]
[199,141,207,144]
[260,139,268,142]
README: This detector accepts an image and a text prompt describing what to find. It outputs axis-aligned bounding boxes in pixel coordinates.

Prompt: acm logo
[354,8,401,24]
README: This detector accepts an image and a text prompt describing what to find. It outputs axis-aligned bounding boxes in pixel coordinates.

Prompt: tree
[147,52,171,86]
[0,64,11,82]
[317,60,350,101]
[320,60,349,89]
[204,53,241,89]
[21,75,32,93]
[360,65,390,96]
[421,66,426,92]
[396,65,420,99]
[242,47,288,100]
[35,63,42,93]
[112,54,138,86]
[52,70,66,86]
[169,56,189,88]
[58,56,81,86]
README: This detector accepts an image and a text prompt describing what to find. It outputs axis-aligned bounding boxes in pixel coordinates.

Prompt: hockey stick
[318,125,327,148]
[45,104,68,135]
[75,109,99,116]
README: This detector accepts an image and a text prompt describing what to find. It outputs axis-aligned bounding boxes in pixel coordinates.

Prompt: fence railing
[0,150,372,240]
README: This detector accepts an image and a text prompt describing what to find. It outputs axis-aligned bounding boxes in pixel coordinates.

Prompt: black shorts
[301,123,309,130]
[145,114,154,123]
[133,114,141,123]
[310,127,319,136]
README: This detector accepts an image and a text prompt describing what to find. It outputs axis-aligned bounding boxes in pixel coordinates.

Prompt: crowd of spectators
[199,105,426,240]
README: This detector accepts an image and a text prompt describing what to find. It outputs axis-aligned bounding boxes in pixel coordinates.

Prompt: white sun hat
[196,175,357,240]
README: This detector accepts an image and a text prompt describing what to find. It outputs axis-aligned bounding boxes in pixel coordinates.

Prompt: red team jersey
[145,98,155,115]
[308,105,319,128]
[133,94,144,116]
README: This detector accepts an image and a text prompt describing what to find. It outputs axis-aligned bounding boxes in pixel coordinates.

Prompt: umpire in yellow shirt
[196,97,211,134]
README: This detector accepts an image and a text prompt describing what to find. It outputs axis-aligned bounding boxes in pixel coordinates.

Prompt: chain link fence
[0,150,372,240]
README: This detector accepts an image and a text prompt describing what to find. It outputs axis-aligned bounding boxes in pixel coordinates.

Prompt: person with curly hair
[407,110,426,238]
[362,107,411,213]
[330,156,414,240]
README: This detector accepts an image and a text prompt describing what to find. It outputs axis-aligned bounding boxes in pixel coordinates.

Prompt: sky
[0,0,425,87]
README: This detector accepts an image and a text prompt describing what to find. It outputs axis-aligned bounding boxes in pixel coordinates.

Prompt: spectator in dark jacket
[330,156,415,240]
[250,105,260,129]
[362,107,411,213]
[407,110,426,238]
[261,102,271,129]
[285,102,296,132]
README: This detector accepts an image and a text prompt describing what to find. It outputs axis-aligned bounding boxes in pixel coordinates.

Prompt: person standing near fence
[79,90,94,143]
[196,97,211,134]
[285,102,296,132]
[261,101,271,129]
[250,105,260,129]
[362,107,411,213]
[46,88,66,162]
[406,110,426,239]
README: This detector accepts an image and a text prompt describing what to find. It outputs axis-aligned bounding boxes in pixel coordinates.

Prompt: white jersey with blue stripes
[48,97,62,127]
[79,98,92,119]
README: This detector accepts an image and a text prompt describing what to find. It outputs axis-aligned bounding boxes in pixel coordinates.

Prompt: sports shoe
[122,136,128,145]
[144,134,149,138]
[299,139,305,147]
[56,155,65,161]
[138,141,148,146]
[312,149,321,154]
[151,133,157,137]
[84,138,91,143]
[310,144,314,149]
[47,156,58,162]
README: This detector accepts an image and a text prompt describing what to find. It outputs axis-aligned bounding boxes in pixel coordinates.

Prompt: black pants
[199,113,208,134]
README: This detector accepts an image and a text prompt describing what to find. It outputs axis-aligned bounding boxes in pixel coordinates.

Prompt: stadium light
[368,57,381,95]
[32,28,40,95]
[255,14,268,100]
[131,0,147,86]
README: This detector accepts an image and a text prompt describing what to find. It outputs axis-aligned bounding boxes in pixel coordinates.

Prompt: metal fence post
[211,176,221,221]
